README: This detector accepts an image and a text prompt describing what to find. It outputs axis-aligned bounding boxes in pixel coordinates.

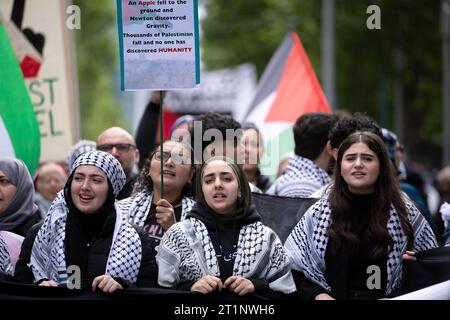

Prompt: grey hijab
[0,158,37,231]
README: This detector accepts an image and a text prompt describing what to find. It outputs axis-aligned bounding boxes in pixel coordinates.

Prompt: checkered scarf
[157,218,296,294]
[30,199,142,284]
[66,140,96,171]
[0,236,12,274]
[30,151,141,284]
[118,190,195,227]
[267,155,330,198]
[284,197,438,295]
[70,151,126,197]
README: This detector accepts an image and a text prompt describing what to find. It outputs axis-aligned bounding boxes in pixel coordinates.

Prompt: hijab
[195,156,251,221]
[0,158,37,231]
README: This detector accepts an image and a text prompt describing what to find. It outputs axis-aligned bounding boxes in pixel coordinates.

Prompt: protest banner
[117,0,200,90]
[0,0,79,167]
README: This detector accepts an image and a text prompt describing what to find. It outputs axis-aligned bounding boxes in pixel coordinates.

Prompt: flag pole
[159,90,164,198]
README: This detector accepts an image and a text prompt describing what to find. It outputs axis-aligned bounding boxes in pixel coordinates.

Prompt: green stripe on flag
[260,125,294,181]
[0,21,40,175]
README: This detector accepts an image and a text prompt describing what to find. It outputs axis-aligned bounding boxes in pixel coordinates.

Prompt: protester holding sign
[156,157,296,298]
[285,132,438,300]
[118,140,195,250]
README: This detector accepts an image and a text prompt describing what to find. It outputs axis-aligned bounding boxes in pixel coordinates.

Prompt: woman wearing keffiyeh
[156,157,296,298]
[118,140,195,249]
[284,132,438,300]
[30,151,157,293]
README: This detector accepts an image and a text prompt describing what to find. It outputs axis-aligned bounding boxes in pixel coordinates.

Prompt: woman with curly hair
[118,140,195,248]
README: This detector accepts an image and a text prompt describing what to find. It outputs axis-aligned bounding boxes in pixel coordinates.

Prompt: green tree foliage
[73,0,128,140]
[201,0,443,168]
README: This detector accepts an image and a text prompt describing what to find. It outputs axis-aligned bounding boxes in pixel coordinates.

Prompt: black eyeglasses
[97,143,136,153]
[154,151,186,164]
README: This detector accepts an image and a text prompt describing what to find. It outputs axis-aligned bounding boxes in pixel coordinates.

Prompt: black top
[299,192,388,300]
[14,186,158,288]
[13,220,158,288]
[9,209,42,237]
[255,171,271,193]
[143,202,182,248]
[183,203,282,298]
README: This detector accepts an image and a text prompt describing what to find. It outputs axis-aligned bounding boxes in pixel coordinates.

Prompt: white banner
[392,280,450,300]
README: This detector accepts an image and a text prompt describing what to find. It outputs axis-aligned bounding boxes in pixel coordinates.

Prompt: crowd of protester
[1,99,449,300]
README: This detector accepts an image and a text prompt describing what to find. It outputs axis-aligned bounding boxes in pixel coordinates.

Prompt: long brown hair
[328,131,414,258]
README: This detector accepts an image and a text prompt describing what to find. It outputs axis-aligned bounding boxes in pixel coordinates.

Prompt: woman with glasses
[118,140,195,250]
[156,157,296,298]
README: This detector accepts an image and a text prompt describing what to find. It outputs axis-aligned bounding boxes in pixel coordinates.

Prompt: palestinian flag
[243,32,331,179]
[0,16,40,175]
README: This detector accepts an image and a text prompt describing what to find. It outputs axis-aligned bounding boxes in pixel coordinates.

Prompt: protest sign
[0,0,79,168]
[117,0,200,90]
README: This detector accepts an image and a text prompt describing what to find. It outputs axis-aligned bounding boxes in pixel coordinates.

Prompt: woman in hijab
[0,158,41,236]
[30,151,157,293]
[156,157,296,298]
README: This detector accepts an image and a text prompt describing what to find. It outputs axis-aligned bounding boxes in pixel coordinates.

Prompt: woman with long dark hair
[285,131,437,300]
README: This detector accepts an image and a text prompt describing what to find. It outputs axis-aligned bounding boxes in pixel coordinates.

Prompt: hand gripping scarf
[118,190,195,227]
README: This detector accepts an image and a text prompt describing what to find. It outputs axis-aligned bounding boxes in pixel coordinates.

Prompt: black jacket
[14,220,158,289]
[9,209,42,237]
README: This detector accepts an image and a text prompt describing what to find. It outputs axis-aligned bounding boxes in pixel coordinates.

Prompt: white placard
[117,0,200,90]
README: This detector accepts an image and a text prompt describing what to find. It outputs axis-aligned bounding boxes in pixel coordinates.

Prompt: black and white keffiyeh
[267,155,330,198]
[0,236,12,274]
[118,190,195,227]
[30,151,141,284]
[30,202,142,283]
[284,197,438,295]
[157,218,296,294]
[66,140,97,172]
[70,151,126,197]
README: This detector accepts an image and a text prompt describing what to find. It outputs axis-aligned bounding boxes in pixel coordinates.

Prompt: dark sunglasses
[97,143,136,152]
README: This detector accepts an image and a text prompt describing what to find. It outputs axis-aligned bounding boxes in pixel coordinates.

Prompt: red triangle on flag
[265,32,331,123]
